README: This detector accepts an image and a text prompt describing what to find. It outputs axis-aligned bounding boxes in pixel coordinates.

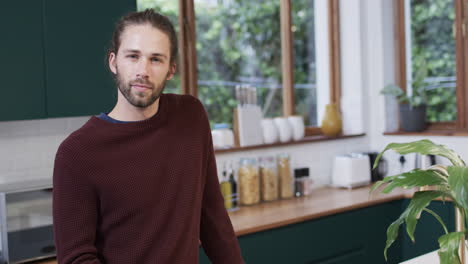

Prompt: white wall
[0,117,89,184]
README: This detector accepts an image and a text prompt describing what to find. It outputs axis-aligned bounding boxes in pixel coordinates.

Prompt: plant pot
[399,104,427,132]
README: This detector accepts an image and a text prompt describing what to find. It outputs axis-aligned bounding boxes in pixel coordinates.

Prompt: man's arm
[53,145,103,264]
[199,137,244,264]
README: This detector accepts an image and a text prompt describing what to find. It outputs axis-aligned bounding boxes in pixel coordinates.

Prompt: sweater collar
[88,93,169,132]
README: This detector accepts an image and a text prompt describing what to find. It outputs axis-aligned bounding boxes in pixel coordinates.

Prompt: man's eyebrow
[123,49,141,54]
[150,53,168,59]
[122,49,168,59]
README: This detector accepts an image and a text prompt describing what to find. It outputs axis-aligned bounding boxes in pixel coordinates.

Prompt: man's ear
[108,52,117,74]
[167,62,177,80]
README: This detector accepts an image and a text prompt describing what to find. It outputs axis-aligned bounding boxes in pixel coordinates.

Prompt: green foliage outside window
[411,0,457,122]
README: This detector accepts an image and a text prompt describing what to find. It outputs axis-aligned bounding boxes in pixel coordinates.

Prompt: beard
[114,68,168,108]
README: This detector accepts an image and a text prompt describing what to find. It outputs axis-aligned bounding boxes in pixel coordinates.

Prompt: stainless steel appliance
[0,178,54,264]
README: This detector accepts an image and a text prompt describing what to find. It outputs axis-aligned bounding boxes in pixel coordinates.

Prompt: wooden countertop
[33,185,414,264]
[229,185,414,236]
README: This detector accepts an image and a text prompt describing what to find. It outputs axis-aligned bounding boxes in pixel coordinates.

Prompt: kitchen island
[34,186,448,264]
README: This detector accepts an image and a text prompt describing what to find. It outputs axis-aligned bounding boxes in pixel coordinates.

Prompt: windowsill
[384,130,468,137]
[214,133,366,154]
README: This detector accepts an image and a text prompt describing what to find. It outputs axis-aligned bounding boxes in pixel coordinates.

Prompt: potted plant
[381,60,429,132]
[371,139,467,264]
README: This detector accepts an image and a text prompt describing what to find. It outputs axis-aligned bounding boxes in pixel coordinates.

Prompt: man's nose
[136,59,150,78]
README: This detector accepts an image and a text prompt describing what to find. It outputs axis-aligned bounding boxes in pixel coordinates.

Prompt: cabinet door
[43,0,135,118]
[0,1,46,121]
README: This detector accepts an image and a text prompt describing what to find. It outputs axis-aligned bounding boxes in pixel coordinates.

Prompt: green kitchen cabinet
[199,200,454,263]
[43,0,136,118]
[0,1,47,121]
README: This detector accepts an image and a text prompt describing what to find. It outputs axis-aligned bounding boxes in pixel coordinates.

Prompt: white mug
[287,115,305,141]
[261,118,279,144]
[273,117,293,143]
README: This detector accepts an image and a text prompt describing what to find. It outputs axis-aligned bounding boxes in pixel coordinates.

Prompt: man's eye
[127,55,138,59]
[151,58,161,62]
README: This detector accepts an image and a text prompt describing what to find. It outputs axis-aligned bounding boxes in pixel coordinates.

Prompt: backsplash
[215,137,370,188]
[0,117,89,183]
[0,117,370,187]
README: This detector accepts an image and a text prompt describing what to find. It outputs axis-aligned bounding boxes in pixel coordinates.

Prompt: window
[137,0,341,135]
[395,0,468,131]
[194,0,283,126]
[292,0,318,126]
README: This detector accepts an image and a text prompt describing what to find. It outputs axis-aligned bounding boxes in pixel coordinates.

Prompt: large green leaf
[384,212,407,260]
[404,191,445,242]
[447,166,468,209]
[369,174,395,194]
[370,166,448,195]
[381,169,447,194]
[438,231,464,264]
[374,140,465,168]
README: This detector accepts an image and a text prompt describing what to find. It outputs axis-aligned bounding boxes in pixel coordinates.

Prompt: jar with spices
[294,167,311,197]
[238,157,260,205]
[259,156,278,202]
[277,153,294,199]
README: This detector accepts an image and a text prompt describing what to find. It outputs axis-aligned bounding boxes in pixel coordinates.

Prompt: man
[52,9,244,264]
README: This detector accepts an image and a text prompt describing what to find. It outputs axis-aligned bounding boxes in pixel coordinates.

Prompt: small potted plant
[381,61,429,132]
[371,139,467,264]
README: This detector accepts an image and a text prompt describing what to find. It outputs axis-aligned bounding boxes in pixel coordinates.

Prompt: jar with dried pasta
[277,153,294,199]
[259,156,278,202]
[238,157,260,205]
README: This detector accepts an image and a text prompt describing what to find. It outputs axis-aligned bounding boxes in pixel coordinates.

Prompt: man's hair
[107,9,178,65]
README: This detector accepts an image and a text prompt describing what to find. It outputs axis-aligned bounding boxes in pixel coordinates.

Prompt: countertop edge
[231,187,415,236]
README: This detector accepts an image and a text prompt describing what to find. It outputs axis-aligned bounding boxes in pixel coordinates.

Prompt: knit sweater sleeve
[199,132,245,263]
[53,142,103,264]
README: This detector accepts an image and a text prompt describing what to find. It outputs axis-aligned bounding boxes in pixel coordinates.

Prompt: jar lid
[213,123,230,129]
[294,168,309,178]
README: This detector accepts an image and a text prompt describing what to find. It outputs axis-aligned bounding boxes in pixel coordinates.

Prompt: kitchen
[1,0,466,263]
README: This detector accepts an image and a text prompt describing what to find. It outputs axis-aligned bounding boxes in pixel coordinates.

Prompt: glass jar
[212,123,234,149]
[277,153,294,199]
[294,167,311,197]
[259,156,278,202]
[238,157,260,205]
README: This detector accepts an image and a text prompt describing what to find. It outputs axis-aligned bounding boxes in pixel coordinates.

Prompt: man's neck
[108,97,160,122]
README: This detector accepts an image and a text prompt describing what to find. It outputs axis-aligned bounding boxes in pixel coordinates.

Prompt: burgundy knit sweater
[53,93,244,264]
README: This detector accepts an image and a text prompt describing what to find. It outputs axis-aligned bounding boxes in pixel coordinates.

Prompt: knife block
[233,105,264,147]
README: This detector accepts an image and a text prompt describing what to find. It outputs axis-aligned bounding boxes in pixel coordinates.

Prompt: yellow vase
[321,103,342,137]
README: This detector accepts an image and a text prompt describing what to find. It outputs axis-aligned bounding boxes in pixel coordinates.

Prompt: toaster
[331,153,371,189]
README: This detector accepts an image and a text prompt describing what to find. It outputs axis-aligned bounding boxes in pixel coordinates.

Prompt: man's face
[109,24,175,108]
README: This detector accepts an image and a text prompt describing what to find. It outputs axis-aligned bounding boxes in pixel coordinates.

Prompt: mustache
[130,78,155,89]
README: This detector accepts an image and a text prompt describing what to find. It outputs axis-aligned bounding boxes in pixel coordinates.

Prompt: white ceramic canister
[261,118,279,144]
[287,115,305,141]
[273,117,293,143]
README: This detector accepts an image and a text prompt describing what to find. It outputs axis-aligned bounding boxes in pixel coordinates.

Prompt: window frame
[177,0,342,136]
[393,0,468,132]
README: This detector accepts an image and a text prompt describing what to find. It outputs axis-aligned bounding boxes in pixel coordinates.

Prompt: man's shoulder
[165,93,203,109]
[55,118,97,158]
[164,93,210,128]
